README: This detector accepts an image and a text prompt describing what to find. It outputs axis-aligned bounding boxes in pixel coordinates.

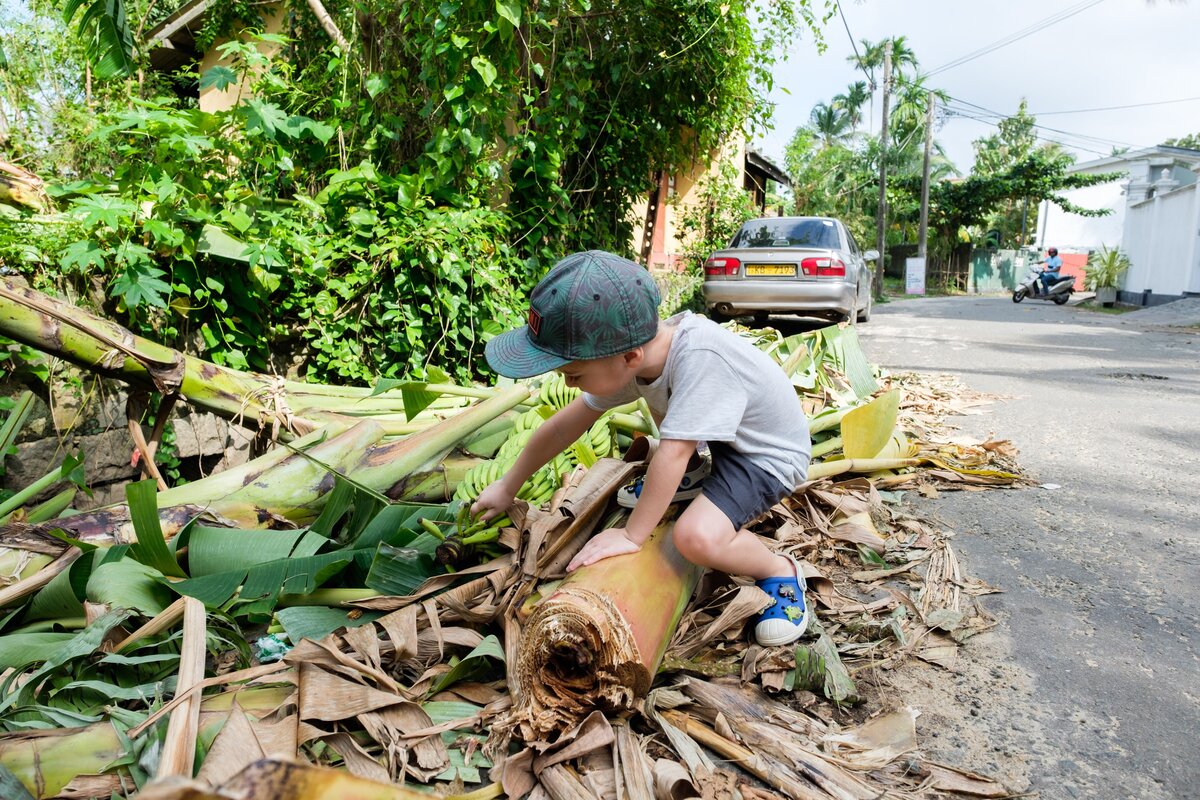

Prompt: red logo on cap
[528,308,543,337]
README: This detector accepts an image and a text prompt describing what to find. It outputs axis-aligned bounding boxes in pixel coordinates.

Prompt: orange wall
[1061,253,1088,290]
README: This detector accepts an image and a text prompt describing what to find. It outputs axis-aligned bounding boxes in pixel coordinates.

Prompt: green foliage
[672,159,756,270]
[783,42,957,254]
[1162,132,1200,150]
[60,0,135,78]
[653,270,705,318]
[1084,245,1130,290]
[969,99,1047,247]
[4,0,830,384]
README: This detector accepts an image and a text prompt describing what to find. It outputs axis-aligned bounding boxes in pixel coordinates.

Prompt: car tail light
[704,257,741,276]
[800,256,846,277]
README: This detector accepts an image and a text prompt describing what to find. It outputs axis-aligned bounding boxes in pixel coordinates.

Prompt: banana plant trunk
[0,280,496,436]
[510,517,701,740]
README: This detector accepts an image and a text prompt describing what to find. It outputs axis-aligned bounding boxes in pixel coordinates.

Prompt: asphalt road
[841,296,1200,799]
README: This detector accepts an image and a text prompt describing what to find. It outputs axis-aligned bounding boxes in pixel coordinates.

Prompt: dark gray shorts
[699,441,792,530]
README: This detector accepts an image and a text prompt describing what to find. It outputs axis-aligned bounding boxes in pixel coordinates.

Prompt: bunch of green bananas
[512,406,547,433]
[495,427,537,464]
[586,417,614,459]
[453,458,507,503]
[539,371,581,410]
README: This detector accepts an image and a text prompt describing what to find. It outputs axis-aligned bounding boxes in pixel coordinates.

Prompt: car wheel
[856,295,872,323]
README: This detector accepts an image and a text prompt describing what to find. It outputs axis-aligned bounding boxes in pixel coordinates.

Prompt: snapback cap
[485,250,661,378]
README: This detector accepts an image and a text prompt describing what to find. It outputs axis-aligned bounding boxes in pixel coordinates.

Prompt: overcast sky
[751,0,1200,173]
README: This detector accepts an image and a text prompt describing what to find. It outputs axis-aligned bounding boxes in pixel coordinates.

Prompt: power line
[836,1,873,86]
[943,95,1144,150]
[1031,95,1200,116]
[943,109,1113,157]
[927,0,1109,78]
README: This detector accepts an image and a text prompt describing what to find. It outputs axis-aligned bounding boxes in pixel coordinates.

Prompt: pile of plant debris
[0,279,1025,799]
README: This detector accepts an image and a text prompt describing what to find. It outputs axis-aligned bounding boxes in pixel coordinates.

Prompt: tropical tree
[846,35,919,79]
[970,99,1059,247]
[889,73,949,147]
[1162,132,1200,150]
[809,101,851,149]
[832,80,868,131]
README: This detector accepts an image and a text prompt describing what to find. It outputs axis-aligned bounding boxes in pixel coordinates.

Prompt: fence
[968,249,1088,294]
[1122,182,1200,305]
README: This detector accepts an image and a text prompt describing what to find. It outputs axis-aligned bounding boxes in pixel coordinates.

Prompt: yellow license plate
[745,264,796,277]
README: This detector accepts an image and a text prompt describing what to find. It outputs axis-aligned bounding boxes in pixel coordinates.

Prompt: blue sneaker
[753,555,810,646]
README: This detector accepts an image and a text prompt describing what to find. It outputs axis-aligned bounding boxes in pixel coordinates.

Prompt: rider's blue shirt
[1044,255,1063,276]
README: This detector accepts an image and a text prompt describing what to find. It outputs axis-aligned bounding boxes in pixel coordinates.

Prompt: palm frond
[62,0,135,79]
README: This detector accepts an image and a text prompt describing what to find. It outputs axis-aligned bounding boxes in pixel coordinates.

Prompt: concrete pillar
[1186,167,1200,294]
[1125,160,1154,203]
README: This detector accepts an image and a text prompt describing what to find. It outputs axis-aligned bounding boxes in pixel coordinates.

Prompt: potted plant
[1085,245,1130,307]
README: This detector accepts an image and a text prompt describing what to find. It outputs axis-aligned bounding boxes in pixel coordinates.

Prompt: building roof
[745,148,790,186]
[1067,144,1200,177]
[144,0,211,72]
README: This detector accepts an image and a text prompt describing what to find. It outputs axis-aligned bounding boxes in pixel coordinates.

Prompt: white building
[1037,146,1200,306]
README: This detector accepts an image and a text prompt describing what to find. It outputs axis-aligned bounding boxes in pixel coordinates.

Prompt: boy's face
[557,351,641,396]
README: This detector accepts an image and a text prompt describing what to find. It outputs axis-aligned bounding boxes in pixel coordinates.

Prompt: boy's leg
[674,494,810,646]
[673,495,790,580]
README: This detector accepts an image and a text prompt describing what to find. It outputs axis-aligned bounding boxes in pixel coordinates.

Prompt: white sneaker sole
[754,611,810,647]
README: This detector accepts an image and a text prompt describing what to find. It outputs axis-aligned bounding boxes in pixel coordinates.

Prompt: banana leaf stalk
[0,464,69,522]
[511,517,701,740]
[0,688,294,799]
[198,384,523,525]
[0,280,503,436]
[807,457,920,481]
[0,390,35,468]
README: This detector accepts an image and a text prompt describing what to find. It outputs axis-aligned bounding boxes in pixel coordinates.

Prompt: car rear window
[730,219,839,249]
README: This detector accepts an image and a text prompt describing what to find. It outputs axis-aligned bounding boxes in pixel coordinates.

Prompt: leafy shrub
[653,270,705,318]
[1084,245,1130,290]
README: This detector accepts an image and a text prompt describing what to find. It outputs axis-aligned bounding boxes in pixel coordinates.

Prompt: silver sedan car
[703,216,878,323]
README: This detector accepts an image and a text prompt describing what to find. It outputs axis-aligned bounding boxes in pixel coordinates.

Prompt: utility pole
[917,90,936,259]
[1019,196,1029,247]
[873,40,892,300]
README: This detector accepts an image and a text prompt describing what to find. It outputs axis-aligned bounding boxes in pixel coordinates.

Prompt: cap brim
[485,327,572,379]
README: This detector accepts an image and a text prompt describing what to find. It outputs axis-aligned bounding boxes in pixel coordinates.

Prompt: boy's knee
[673,516,719,564]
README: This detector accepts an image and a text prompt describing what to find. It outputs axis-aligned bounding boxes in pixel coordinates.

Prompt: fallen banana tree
[0,286,1026,799]
[509,514,702,741]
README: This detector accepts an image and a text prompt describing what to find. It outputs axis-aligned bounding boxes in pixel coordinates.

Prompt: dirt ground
[775,295,1200,800]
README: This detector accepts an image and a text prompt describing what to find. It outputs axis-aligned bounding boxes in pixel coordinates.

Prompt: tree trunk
[305,0,351,51]
[509,517,701,740]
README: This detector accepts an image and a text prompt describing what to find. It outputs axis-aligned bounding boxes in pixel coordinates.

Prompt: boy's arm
[471,395,602,521]
[622,438,695,544]
[565,437,694,571]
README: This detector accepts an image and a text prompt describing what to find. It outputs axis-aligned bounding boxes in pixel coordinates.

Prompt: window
[730,219,839,249]
[844,227,859,255]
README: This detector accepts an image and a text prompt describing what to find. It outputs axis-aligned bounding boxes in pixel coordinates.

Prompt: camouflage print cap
[485,250,662,379]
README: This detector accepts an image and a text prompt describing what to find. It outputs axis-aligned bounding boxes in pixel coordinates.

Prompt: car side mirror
[863,249,880,262]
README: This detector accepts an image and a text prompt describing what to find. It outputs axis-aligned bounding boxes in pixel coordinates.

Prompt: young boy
[472,250,812,646]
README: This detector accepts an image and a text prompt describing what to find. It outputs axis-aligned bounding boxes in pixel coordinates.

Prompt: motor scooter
[1013,264,1074,305]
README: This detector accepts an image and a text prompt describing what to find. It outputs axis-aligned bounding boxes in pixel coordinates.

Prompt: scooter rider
[1039,247,1063,296]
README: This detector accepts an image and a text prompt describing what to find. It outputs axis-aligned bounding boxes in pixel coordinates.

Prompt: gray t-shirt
[583,313,811,489]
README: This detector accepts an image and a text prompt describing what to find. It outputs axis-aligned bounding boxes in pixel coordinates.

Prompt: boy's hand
[566,528,642,572]
[471,479,518,523]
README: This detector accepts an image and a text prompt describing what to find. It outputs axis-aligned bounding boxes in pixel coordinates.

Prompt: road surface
[850,296,1200,799]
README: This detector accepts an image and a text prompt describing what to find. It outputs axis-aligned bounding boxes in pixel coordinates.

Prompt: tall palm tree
[845,37,919,130]
[809,102,851,150]
[833,81,869,131]
[889,73,950,146]
[846,36,919,79]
